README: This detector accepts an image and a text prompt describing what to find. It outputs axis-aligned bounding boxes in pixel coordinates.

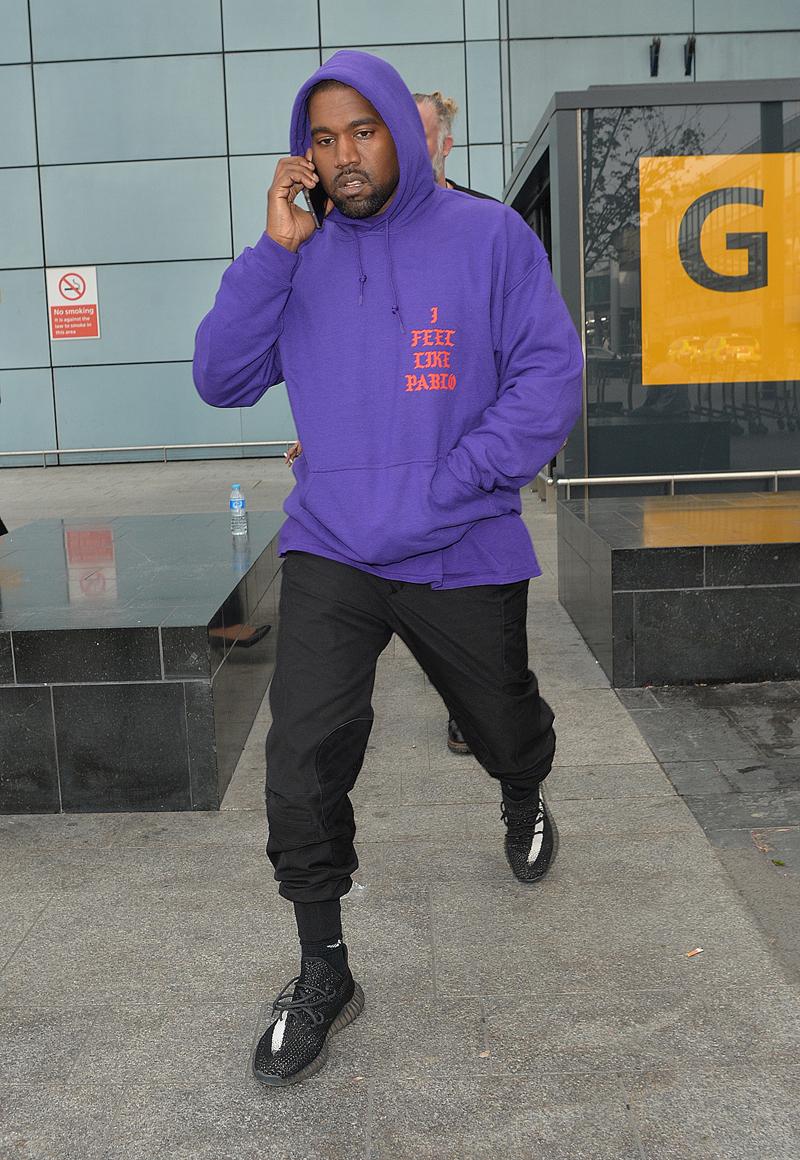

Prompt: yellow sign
[639,153,800,385]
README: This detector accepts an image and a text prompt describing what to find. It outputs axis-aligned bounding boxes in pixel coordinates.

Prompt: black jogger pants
[265,551,556,904]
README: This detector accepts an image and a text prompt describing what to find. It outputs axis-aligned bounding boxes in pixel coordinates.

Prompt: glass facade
[581,99,800,479]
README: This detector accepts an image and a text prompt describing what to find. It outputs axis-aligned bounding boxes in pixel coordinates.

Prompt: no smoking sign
[45,265,100,340]
[59,272,86,300]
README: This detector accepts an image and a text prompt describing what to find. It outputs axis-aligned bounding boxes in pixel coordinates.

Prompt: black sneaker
[501,790,558,884]
[252,955,364,1087]
[447,717,472,755]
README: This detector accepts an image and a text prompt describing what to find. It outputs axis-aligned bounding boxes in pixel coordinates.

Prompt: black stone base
[0,513,284,813]
[557,493,800,687]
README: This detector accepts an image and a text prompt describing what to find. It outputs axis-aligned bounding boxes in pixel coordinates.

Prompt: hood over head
[289,49,434,229]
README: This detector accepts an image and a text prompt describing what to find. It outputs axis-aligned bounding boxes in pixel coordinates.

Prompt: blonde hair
[414,91,459,147]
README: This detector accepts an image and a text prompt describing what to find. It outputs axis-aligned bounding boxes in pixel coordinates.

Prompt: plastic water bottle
[232,532,251,574]
[229,484,248,536]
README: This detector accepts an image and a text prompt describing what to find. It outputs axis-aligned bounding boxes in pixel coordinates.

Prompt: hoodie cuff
[248,231,301,280]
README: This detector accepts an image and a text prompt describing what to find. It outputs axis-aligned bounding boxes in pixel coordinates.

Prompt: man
[194,50,583,1088]
[285,89,490,755]
[414,89,494,199]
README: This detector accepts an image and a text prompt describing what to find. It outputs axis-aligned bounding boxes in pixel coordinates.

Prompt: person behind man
[194,50,583,1088]
[414,89,494,198]
[416,88,497,758]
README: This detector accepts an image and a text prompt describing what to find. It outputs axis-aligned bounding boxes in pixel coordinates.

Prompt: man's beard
[431,145,445,183]
[329,171,399,219]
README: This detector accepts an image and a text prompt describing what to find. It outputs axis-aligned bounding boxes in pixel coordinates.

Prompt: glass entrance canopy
[505,78,800,490]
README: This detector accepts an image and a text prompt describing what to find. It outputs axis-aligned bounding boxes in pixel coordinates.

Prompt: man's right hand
[284,440,302,466]
[266,151,332,253]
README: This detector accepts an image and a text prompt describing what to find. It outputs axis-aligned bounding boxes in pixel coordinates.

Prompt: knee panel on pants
[266,716,373,846]
[315,716,373,830]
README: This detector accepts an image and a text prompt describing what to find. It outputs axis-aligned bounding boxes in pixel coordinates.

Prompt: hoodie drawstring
[354,232,367,306]
[350,221,405,333]
[384,220,406,333]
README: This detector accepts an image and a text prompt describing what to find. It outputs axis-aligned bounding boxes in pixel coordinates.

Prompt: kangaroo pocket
[287,457,511,566]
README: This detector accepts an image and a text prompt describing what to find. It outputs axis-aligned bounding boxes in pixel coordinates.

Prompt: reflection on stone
[64,524,117,604]
[0,513,284,814]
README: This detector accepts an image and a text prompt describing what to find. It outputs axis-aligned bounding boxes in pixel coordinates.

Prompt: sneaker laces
[271,977,335,1027]
[500,796,544,839]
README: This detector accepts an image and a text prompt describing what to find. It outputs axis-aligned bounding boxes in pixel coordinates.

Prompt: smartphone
[302,179,328,230]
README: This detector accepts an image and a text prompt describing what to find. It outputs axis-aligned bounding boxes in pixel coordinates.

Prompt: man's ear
[442,135,454,159]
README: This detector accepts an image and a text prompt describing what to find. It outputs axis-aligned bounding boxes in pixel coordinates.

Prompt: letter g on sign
[678,186,767,293]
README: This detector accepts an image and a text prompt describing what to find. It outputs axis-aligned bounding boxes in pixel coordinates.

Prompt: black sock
[293,899,342,942]
[502,781,540,805]
[293,899,347,975]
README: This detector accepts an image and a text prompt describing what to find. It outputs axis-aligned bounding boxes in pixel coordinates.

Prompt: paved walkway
[1,461,798,1159]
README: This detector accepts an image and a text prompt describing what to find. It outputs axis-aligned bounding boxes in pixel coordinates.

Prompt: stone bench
[557,492,800,687]
[0,513,283,812]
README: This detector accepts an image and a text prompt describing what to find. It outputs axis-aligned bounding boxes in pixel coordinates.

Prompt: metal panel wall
[1,2,799,464]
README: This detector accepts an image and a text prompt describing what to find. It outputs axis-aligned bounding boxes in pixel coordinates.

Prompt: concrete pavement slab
[353,801,467,842]
[545,762,675,800]
[69,997,262,1088]
[0,892,53,969]
[218,759,266,810]
[429,877,785,996]
[483,982,800,1076]
[400,760,499,804]
[0,843,263,895]
[0,1079,370,1160]
[0,1002,101,1084]
[623,1061,800,1159]
[545,689,655,765]
[368,1074,641,1160]
[0,812,124,849]
[339,885,435,1003]
[110,809,268,847]
[0,1085,113,1159]
[0,885,295,1005]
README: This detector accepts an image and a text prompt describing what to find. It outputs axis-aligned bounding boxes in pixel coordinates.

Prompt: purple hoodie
[194,50,583,589]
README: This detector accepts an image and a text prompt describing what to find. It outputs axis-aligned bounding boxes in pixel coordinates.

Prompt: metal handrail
[538,468,800,500]
[4,446,798,497]
[0,440,296,467]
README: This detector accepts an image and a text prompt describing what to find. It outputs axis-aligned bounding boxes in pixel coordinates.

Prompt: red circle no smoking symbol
[59,272,86,301]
